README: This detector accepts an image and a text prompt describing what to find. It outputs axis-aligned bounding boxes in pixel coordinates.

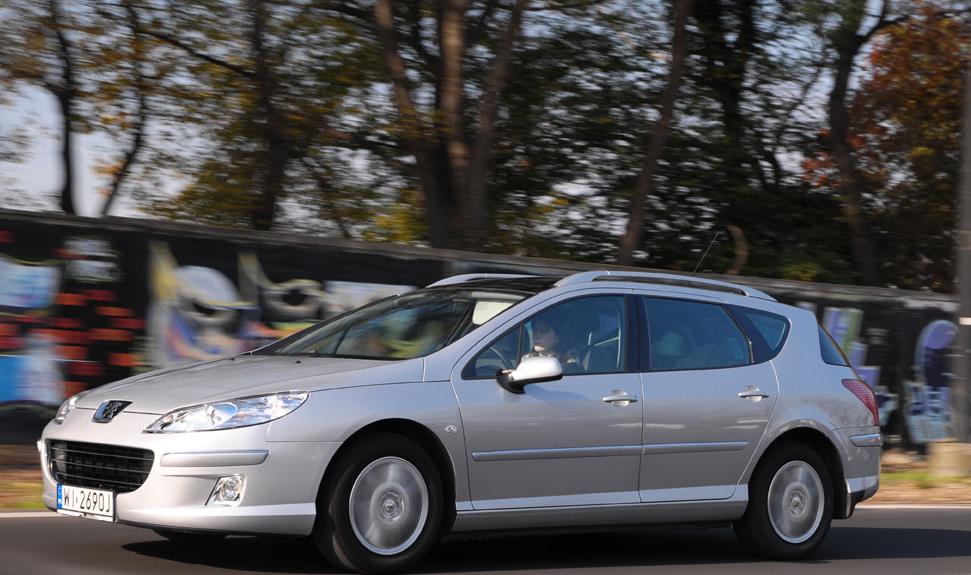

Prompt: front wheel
[734,441,834,560]
[313,433,444,574]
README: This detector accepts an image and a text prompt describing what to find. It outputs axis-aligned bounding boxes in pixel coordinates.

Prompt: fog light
[208,475,245,507]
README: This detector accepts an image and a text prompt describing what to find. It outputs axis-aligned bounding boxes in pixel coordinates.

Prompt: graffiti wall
[784,296,958,445]
[144,243,413,367]
[0,212,449,442]
[0,210,963,446]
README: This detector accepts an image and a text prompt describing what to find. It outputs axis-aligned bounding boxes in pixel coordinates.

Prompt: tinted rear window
[818,325,850,366]
[729,306,789,363]
[642,297,751,371]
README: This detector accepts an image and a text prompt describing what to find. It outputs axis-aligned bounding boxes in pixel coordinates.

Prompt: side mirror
[496,356,563,394]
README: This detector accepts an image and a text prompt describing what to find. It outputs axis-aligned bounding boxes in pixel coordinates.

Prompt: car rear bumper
[835,426,881,518]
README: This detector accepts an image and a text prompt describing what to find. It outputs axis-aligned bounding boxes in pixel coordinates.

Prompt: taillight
[843,379,879,426]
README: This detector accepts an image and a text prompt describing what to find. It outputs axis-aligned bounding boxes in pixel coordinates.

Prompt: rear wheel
[312,433,444,574]
[734,441,834,559]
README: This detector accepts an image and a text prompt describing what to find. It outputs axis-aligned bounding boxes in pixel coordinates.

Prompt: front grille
[48,440,154,493]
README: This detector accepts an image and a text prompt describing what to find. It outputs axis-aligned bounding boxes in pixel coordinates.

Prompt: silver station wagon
[40,271,881,573]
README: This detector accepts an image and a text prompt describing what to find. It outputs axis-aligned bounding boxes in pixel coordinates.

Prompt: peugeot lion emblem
[92,400,132,423]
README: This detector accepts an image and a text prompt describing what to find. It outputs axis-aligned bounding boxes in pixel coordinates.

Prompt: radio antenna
[693,232,722,273]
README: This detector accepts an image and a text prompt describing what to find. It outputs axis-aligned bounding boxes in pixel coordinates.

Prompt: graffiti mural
[0,253,63,406]
[906,320,957,444]
[792,298,959,444]
[0,210,965,445]
[147,242,413,368]
[147,243,258,366]
[0,232,138,414]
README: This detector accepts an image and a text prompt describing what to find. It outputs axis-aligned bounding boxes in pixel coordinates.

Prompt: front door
[452,293,643,510]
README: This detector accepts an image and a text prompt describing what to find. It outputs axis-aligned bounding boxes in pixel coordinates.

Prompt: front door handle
[738,387,770,401]
[603,391,638,406]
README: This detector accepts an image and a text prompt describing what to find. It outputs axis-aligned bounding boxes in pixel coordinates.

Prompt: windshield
[255,289,526,360]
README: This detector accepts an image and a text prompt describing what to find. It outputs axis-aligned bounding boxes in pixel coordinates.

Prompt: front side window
[464,295,629,378]
[642,297,751,371]
[257,289,525,360]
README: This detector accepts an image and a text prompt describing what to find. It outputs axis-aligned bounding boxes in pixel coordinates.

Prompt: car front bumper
[40,409,340,536]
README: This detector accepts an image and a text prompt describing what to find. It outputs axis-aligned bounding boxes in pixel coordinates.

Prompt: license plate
[56,484,114,522]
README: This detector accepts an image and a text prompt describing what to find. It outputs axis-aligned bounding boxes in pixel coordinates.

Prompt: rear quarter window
[818,325,850,366]
[729,306,790,363]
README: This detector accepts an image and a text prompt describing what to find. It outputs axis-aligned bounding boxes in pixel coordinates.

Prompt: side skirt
[451,487,748,533]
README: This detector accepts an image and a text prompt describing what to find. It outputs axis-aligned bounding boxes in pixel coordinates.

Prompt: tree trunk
[692,0,758,241]
[826,2,883,285]
[439,0,472,242]
[374,0,450,246]
[50,0,76,215]
[248,0,287,231]
[465,0,529,247]
[828,53,877,284]
[618,0,693,266]
[102,0,147,217]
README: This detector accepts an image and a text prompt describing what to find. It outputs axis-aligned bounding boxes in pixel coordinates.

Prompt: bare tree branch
[406,0,440,72]
[374,0,428,142]
[299,155,352,239]
[467,0,499,46]
[138,27,255,79]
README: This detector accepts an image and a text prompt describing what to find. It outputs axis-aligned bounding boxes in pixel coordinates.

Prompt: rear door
[637,295,781,502]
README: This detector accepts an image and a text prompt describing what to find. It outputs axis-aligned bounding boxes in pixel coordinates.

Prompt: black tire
[734,441,834,560]
[152,528,226,544]
[312,433,444,574]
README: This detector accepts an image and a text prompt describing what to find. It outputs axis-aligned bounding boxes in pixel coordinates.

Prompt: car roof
[426,275,563,295]
[427,271,776,301]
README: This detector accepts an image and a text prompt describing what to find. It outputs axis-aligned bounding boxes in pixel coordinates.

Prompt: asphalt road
[2,506,970,575]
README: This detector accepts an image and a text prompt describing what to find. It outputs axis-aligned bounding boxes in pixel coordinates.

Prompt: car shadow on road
[428,526,971,572]
[122,525,971,574]
[123,536,327,573]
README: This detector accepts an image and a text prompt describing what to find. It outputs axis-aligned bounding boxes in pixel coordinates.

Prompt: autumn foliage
[803,2,969,289]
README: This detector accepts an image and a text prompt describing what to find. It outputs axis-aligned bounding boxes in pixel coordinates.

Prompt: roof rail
[555,270,776,301]
[426,273,536,288]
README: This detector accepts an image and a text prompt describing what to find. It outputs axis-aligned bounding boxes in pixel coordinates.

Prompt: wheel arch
[747,426,849,519]
[316,418,458,534]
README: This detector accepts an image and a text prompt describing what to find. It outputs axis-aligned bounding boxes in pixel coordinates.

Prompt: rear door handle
[603,391,638,406]
[738,388,770,401]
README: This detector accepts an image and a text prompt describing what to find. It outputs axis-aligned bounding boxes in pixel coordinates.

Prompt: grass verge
[0,469,44,511]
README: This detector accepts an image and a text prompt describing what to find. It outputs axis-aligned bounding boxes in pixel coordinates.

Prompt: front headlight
[144,391,309,433]
[54,390,90,424]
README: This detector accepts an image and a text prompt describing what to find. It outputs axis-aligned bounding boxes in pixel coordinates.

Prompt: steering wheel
[487,345,513,370]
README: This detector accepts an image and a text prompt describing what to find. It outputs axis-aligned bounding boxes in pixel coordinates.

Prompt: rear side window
[818,325,850,366]
[641,297,751,371]
[729,306,790,363]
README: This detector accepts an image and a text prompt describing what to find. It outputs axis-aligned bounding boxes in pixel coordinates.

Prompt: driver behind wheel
[523,317,580,370]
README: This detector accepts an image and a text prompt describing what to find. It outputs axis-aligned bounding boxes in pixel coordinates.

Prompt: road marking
[857,504,971,510]
[0,511,61,518]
